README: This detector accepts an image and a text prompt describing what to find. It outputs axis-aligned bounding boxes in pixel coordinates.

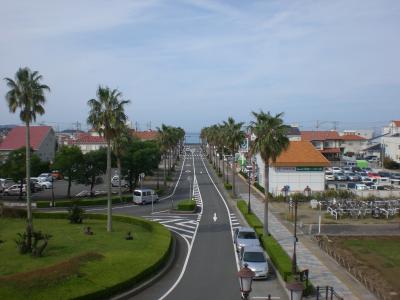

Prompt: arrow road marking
[185,170,191,173]
[213,212,217,222]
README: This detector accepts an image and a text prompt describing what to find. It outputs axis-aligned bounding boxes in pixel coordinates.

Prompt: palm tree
[223,117,245,197]
[249,110,289,235]
[4,67,50,250]
[87,86,130,232]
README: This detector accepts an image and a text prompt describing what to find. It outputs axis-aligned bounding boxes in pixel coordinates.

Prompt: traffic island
[0,212,172,300]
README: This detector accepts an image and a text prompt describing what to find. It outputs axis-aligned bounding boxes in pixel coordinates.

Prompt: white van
[111,176,128,187]
[133,189,158,205]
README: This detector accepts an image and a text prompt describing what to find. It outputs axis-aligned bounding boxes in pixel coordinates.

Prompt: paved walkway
[214,158,376,300]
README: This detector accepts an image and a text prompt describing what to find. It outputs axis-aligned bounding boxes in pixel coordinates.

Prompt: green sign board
[295,167,324,172]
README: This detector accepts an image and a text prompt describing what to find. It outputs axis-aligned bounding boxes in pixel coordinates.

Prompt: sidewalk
[218,159,377,300]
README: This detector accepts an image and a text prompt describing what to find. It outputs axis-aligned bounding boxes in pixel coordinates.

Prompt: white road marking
[159,148,203,300]
[163,225,195,234]
[213,212,218,222]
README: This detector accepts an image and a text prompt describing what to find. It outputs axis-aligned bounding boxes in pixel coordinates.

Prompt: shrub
[36,195,130,208]
[15,230,52,257]
[67,204,85,224]
[0,205,27,218]
[177,200,196,211]
[224,183,232,190]
[239,171,248,179]
[253,182,265,193]
[383,157,399,169]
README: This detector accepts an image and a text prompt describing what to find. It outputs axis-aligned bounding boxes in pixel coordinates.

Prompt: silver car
[240,246,269,279]
[233,227,260,253]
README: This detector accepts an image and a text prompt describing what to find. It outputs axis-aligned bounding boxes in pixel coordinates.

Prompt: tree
[249,111,289,235]
[53,146,84,198]
[223,117,245,197]
[4,67,50,251]
[78,148,107,196]
[87,86,130,232]
[1,147,49,198]
[121,140,161,191]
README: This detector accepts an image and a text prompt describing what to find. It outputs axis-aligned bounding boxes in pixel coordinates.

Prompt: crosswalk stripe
[164,224,195,234]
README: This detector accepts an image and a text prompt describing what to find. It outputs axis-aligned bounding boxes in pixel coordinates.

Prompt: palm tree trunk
[222,154,225,182]
[25,122,33,251]
[106,141,112,232]
[117,157,122,203]
[67,177,72,198]
[264,162,270,235]
[232,158,236,198]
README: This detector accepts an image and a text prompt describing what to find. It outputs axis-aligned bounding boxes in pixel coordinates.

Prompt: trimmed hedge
[31,212,172,299]
[36,195,131,208]
[224,183,232,190]
[253,182,265,193]
[177,199,196,211]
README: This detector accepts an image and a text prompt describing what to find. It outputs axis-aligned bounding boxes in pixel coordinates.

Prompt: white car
[3,184,26,196]
[111,175,128,187]
[36,177,53,189]
[325,171,335,181]
[332,167,342,174]
[38,173,53,182]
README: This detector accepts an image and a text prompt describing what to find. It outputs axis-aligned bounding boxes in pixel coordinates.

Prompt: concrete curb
[111,233,177,300]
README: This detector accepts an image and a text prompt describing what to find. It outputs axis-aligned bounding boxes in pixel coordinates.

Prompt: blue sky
[1,0,399,132]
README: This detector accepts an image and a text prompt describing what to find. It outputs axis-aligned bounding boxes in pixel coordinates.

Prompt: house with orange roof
[0,126,56,162]
[300,130,343,161]
[131,130,158,141]
[67,133,107,154]
[340,134,367,156]
[383,120,400,136]
[255,141,330,195]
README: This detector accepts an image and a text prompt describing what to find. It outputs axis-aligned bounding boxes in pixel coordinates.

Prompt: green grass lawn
[337,236,400,294]
[0,216,171,300]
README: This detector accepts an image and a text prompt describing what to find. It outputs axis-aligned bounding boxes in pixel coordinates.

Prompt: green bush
[36,195,130,208]
[239,171,248,179]
[253,182,265,193]
[383,157,400,169]
[67,204,85,224]
[0,204,27,218]
[224,183,232,190]
[177,200,196,211]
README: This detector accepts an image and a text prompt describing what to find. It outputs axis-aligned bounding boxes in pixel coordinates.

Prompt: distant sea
[185,132,200,144]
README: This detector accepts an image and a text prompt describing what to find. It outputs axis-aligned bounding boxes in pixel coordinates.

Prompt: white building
[383,120,400,136]
[255,141,330,195]
[342,129,374,140]
[340,134,367,156]
[67,133,107,154]
[382,135,400,163]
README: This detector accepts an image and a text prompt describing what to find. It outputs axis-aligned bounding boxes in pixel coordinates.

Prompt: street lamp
[286,281,304,300]
[247,169,251,213]
[282,185,290,215]
[50,161,55,208]
[238,263,255,300]
[291,195,298,276]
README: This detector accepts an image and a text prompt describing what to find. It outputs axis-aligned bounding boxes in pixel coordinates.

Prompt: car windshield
[238,232,256,239]
[243,252,266,262]
[134,191,141,196]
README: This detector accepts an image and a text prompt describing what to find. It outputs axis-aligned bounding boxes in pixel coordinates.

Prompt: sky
[0,0,400,133]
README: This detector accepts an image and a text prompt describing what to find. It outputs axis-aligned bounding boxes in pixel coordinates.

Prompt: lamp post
[282,185,290,215]
[292,195,298,276]
[247,169,251,213]
[238,263,255,300]
[50,161,55,208]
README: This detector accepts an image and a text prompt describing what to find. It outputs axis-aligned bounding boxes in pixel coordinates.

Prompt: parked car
[347,182,356,189]
[355,184,368,190]
[133,189,158,205]
[347,173,361,181]
[335,172,347,181]
[361,177,373,184]
[0,178,5,193]
[3,184,26,196]
[51,170,63,180]
[352,167,362,173]
[38,173,53,182]
[233,227,260,253]
[29,178,44,192]
[325,171,335,181]
[332,167,342,174]
[111,175,128,187]
[239,246,269,279]
[337,183,348,190]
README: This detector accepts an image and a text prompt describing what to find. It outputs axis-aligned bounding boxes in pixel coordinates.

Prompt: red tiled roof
[0,126,51,151]
[273,141,331,167]
[132,130,158,141]
[340,134,366,141]
[68,133,106,145]
[321,147,341,154]
[393,120,400,127]
[301,131,342,141]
